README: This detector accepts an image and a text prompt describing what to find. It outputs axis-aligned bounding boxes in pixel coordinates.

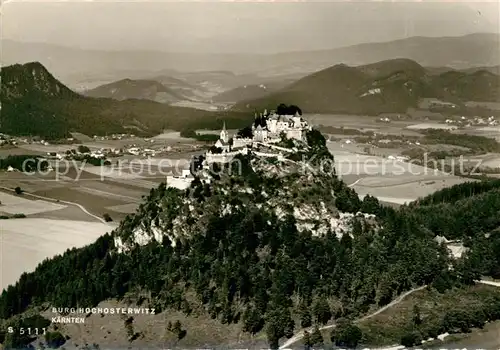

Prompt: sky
[2,0,499,53]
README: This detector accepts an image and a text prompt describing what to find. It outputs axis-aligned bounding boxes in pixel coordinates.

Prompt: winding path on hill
[347,178,363,188]
[0,185,109,224]
[279,280,500,349]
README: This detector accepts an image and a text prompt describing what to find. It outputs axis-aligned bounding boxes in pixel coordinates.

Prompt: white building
[253,125,268,142]
[166,168,194,190]
[206,121,239,164]
[252,112,309,142]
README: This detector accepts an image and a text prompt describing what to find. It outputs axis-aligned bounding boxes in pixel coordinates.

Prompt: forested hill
[1,127,500,349]
[233,59,500,115]
[83,78,187,104]
[0,62,250,139]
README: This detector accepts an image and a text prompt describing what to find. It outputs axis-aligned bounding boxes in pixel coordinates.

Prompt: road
[347,178,363,188]
[478,280,500,287]
[0,185,111,225]
[279,280,500,349]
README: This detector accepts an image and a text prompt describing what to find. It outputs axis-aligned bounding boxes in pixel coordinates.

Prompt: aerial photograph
[0,0,499,349]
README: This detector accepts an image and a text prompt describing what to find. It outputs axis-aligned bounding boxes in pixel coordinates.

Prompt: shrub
[310,325,324,346]
[77,145,91,154]
[14,187,23,195]
[400,331,422,347]
[44,331,66,348]
[331,322,363,349]
[12,213,26,218]
[103,213,113,222]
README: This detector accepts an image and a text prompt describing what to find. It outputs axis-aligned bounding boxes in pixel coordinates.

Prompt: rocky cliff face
[112,129,377,253]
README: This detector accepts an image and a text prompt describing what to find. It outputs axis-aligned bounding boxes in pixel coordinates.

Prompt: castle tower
[220,121,229,143]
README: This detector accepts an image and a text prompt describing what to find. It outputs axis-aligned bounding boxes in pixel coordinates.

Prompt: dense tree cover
[77,145,91,153]
[1,62,252,139]
[397,288,500,347]
[309,326,323,347]
[254,114,268,129]
[400,331,422,347]
[1,125,500,348]
[0,155,49,172]
[237,126,253,138]
[180,129,220,142]
[411,179,500,206]
[0,183,455,348]
[233,62,500,115]
[276,104,302,116]
[407,188,500,240]
[331,320,363,348]
[2,95,252,140]
[76,155,111,166]
[422,129,500,153]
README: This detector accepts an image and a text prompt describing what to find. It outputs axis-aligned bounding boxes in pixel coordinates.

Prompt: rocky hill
[233,59,500,114]
[83,79,186,103]
[0,62,251,139]
[0,62,77,100]
[2,117,500,349]
[432,69,500,102]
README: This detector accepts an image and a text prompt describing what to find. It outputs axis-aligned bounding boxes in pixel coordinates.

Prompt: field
[305,114,423,136]
[0,146,45,157]
[170,100,226,111]
[326,141,471,204]
[0,145,201,223]
[151,131,192,141]
[465,101,500,110]
[0,191,66,215]
[1,218,113,291]
[311,112,500,204]
[406,123,457,130]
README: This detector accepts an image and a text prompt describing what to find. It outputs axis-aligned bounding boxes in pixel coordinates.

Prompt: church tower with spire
[220,121,229,143]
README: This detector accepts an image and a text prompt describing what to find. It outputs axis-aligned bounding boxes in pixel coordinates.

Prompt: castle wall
[232,138,253,148]
[253,151,285,161]
[205,148,247,164]
[286,129,304,141]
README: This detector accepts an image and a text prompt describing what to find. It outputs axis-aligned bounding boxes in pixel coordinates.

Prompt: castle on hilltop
[166,106,311,189]
[205,108,311,165]
[253,109,309,142]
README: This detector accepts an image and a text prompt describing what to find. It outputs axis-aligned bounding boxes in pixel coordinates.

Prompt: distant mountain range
[83,73,303,104]
[3,33,499,89]
[426,65,500,76]
[1,59,498,139]
[83,79,187,104]
[0,62,250,139]
[232,59,500,114]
